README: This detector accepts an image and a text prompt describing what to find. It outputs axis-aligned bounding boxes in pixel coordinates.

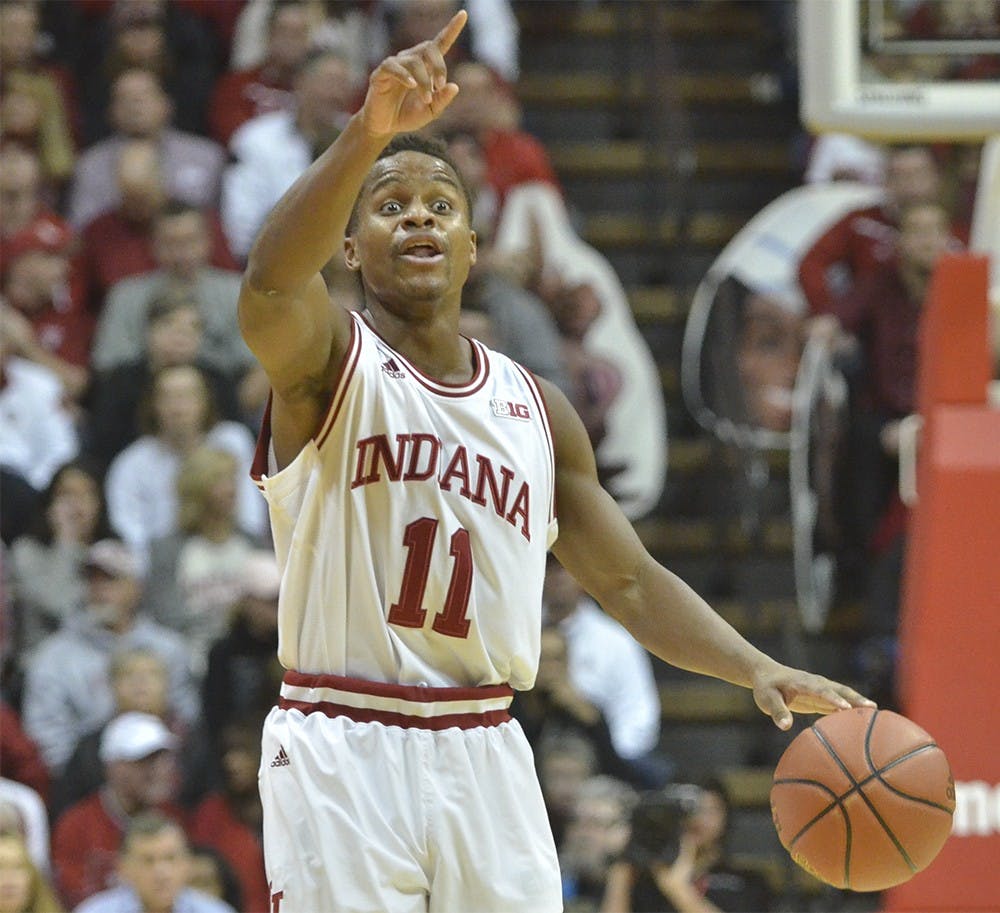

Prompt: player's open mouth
[400,247,444,262]
[399,234,445,262]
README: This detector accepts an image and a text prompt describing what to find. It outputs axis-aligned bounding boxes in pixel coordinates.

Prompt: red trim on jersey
[315,318,362,449]
[250,319,361,485]
[358,312,490,397]
[250,395,273,488]
[277,698,511,730]
[514,365,557,524]
[282,669,513,704]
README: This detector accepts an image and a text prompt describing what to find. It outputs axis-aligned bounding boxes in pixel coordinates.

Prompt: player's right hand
[361,10,466,139]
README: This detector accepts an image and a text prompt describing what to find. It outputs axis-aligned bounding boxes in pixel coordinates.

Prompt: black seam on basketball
[813,724,861,787]
[867,744,953,813]
[810,726,863,886]
[777,779,854,887]
[814,724,917,874]
[777,779,852,888]
[863,709,880,773]
[777,743,948,846]
[776,777,843,846]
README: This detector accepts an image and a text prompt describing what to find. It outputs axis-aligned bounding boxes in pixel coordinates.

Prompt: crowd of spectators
[0,1,676,911]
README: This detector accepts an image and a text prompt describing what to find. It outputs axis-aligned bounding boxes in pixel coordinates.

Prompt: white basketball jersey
[252,312,557,690]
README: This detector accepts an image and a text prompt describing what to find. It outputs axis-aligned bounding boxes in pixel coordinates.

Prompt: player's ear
[469,230,477,266]
[344,237,361,272]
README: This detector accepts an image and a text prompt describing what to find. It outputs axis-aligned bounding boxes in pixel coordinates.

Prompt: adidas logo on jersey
[381,357,406,379]
[270,746,290,768]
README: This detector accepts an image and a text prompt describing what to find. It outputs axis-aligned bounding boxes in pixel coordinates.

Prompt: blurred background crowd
[0,0,995,911]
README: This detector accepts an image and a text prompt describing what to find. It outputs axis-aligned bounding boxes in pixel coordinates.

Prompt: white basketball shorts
[259,671,563,913]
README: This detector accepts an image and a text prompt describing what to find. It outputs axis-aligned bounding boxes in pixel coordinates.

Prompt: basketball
[770,707,955,892]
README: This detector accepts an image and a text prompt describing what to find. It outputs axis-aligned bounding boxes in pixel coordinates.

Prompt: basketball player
[240,12,875,912]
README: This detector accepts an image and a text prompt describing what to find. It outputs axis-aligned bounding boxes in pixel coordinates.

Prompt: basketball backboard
[799,0,1000,139]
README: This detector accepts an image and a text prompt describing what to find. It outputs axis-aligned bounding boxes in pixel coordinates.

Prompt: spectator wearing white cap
[21,540,198,777]
[73,812,235,913]
[50,648,198,821]
[804,133,887,187]
[51,712,189,909]
[200,551,282,744]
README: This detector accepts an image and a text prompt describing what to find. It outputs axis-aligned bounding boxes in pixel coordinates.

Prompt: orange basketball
[770,707,955,892]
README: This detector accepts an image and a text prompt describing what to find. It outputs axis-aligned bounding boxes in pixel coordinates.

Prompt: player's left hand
[751,662,876,730]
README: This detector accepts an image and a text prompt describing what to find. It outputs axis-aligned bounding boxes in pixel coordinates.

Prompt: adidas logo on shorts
[270,745,291,768]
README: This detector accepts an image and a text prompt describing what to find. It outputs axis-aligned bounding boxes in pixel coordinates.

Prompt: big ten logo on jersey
[491,398,531,421]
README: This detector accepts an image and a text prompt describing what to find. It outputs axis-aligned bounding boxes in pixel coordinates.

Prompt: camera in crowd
[625,783,703,868]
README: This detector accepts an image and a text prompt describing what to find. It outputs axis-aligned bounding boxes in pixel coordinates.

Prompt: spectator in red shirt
[207,1,313,148]
[832,201,956,705]
[80,138,236,312]
[0,145,71,266]
[51,711,187,909]
[839,201,955,430]
[0,702,49,803]
[798,145,942,318]
[1,221,93,401]
[831,202,955,648]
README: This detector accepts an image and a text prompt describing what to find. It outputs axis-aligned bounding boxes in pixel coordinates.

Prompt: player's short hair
[346,133,474,235]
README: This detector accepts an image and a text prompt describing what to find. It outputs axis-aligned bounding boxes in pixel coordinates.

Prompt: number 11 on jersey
[387,517,473,639]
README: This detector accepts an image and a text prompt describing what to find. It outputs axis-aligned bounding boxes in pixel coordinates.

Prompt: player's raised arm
[540,376,876,730]
[238,10,468,395]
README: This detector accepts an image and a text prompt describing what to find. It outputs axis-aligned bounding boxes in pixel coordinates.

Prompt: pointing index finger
[434,9,468,56]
